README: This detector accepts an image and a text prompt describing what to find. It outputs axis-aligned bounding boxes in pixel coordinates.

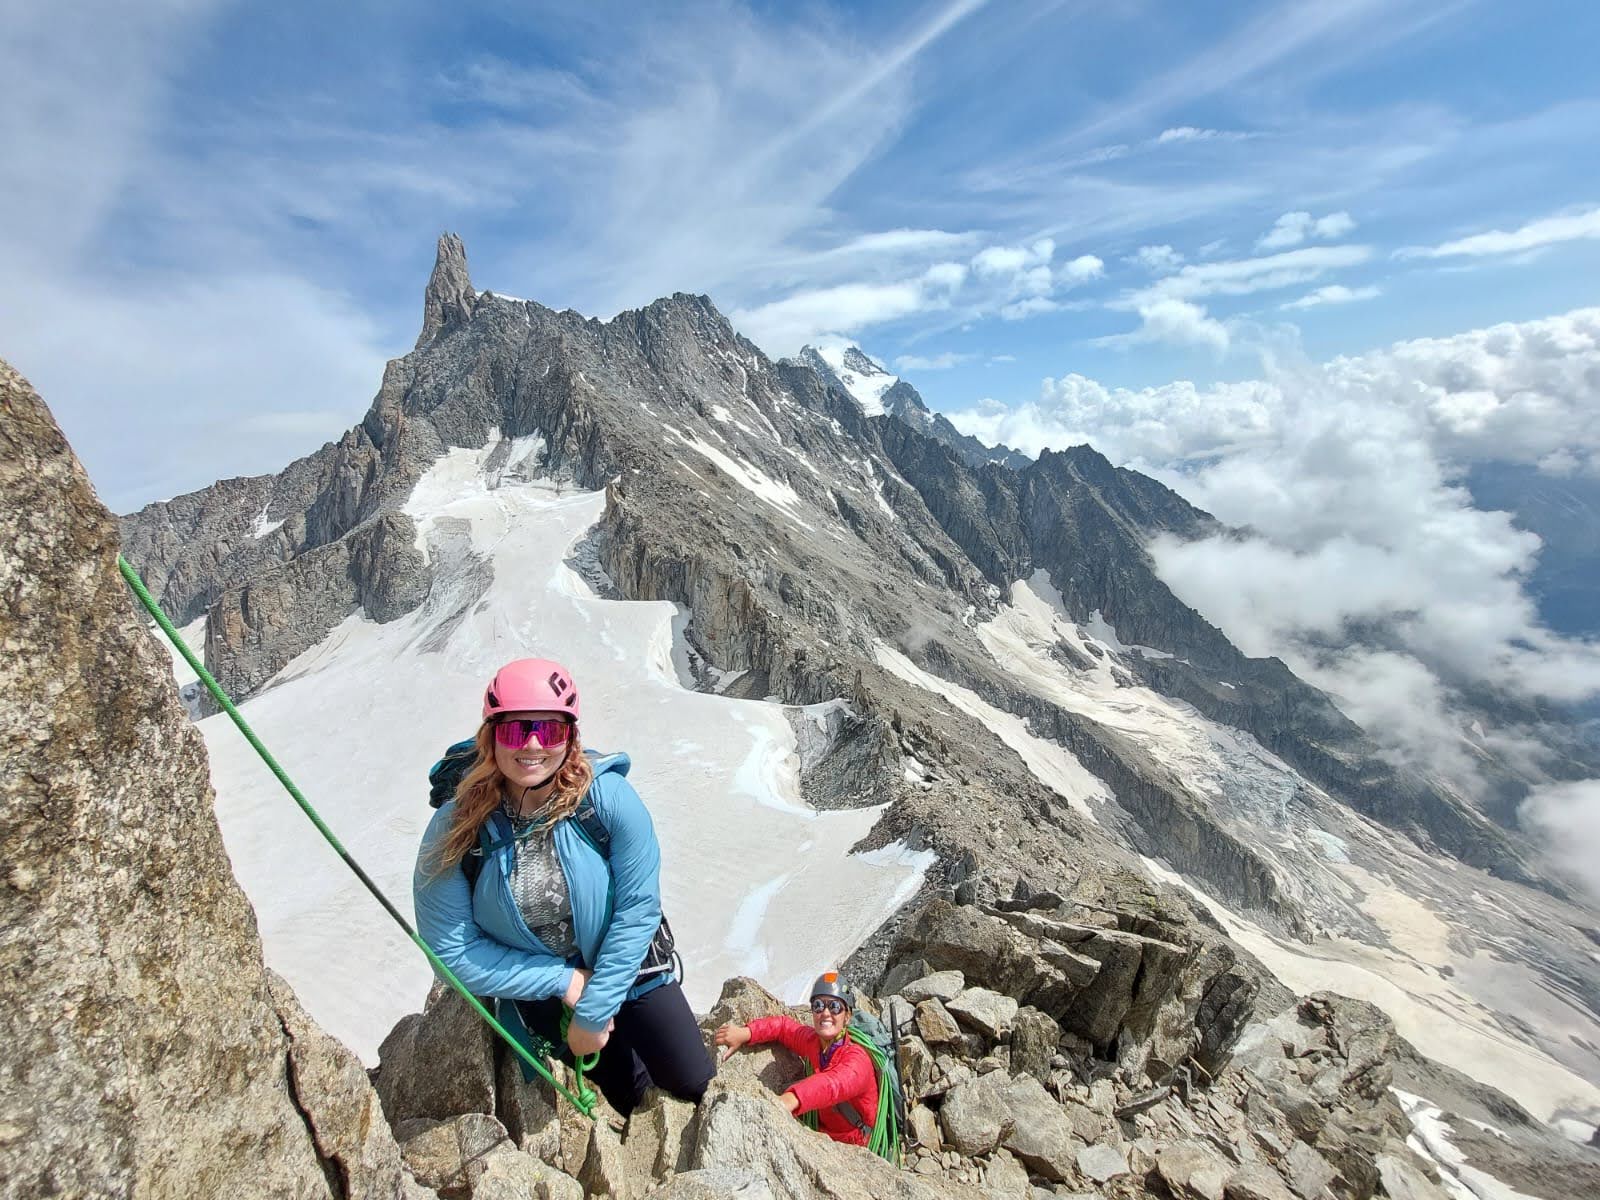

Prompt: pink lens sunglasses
[493,717,574,751]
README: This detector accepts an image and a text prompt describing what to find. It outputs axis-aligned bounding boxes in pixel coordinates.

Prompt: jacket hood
[587,749,630,778]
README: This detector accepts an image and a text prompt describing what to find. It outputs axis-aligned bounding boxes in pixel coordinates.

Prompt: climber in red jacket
[713,970,879,1147]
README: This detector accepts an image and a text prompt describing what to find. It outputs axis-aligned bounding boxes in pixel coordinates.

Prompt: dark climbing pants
[519,980,712,1117]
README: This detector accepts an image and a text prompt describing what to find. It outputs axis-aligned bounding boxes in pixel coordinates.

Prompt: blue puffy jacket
[413,752,664,1034]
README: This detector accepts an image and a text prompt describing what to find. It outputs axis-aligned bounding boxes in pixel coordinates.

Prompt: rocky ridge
[355,880,1600,1199]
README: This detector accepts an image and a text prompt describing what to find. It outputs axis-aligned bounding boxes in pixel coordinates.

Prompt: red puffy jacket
[746,1015,879,1146]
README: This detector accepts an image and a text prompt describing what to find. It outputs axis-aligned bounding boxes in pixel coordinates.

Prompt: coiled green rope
[117,554,598,1118]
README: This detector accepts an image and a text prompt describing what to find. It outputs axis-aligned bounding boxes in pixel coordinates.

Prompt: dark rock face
[204,509,428,696]
[0,360,335,1196]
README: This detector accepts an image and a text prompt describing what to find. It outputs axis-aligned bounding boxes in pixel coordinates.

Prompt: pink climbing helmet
[482,658,580,722]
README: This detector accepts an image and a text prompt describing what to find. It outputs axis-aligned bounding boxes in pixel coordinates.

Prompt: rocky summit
[4,234,1599,1198]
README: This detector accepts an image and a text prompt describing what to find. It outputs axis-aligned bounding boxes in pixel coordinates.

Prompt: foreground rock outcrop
[0,361,353,1196]
[365,952,1486,1199]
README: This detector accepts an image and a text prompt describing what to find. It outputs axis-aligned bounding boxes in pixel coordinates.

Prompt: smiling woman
[713,970,882,1149]
[413,656,713,1118]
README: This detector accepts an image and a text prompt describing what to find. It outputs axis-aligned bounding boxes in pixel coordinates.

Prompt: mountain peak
[798,343,897,416]
[839,345,887,378]
[416,232,477,349]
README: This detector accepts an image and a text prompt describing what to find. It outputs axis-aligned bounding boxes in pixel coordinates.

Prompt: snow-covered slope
[200,436,931,1062]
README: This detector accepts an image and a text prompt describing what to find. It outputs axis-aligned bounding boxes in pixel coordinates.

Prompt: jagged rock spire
[416,232,477,349]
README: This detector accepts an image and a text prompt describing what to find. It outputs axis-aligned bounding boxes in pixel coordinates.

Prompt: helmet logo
[823,971,837,983]
[548,671,578,711]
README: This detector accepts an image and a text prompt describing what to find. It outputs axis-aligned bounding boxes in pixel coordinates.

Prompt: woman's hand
[712,1022,751,1060]
[780,1091,800,1115]
[567,1017,612,1058]
[562,967,592,1009]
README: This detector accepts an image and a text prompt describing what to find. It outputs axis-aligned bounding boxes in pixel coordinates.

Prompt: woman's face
[492,709,572,793]
[811,997,848,1043]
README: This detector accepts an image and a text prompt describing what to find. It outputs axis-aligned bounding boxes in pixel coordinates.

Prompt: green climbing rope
[844,1026,901,1165]
[117,554,597,1119]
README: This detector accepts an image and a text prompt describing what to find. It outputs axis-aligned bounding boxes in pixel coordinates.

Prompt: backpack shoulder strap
[833,1100,872,1136]
[572,792,611,859]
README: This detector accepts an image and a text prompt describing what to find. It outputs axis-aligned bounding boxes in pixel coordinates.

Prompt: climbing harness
[117,555,599,1119]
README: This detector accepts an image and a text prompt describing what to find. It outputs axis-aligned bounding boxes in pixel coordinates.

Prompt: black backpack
[426,739,678,978]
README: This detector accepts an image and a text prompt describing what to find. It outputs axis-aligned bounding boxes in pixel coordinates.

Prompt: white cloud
[1125,244,1372,305]
[1257,210,1357,250]
[1282,284,1381,309]
[731,280,931,352]
[922,261,969,290]
[947,306,1600,793]
[972,245,1032,276]
[1327,308,1600,472]
[1519,780,1600,900]
[1156,126,1252,143]
[1404,204,1600,259]
[1137,299,1229,351]
[1096,298,1230,353]
[1130,244,1185,273]
[733,232,1105,350]
[894,352,972,370]
[1059,254,1105,283]
[733,225,1111,350]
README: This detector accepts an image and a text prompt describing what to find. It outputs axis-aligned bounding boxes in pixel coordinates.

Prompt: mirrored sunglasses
[493,717,574,751]
[810,997,847,1015]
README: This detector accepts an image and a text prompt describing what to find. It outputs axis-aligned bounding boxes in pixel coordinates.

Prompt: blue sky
[4,0,1597,510]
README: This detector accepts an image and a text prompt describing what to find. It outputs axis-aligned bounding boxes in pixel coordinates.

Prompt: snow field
[659,424,815,532]
[199,445,931,1063]
[873,639,1107,820]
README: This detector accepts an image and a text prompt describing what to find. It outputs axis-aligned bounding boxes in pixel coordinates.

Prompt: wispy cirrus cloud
[1282,283,1381,309]
[733,235,1104,351]
[1125,244,1373,305]
[1097,243,1371,350]
[1401,204,1600,259]
[894,351,973,370]
[1156,125,1254,144]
